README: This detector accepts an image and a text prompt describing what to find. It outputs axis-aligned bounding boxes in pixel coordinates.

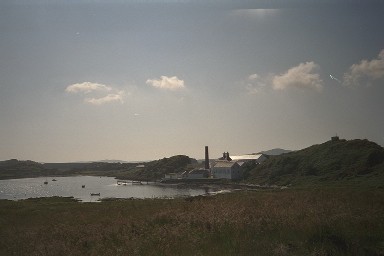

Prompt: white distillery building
[211,152,268,180]
[212,161,242,180]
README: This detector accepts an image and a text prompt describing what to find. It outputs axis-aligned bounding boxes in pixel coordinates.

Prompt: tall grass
[1,189,383,255]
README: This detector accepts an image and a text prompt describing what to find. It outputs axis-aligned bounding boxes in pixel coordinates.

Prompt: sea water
[0,176,210,202]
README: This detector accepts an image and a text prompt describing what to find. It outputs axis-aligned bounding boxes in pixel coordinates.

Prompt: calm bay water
[0,176,211,202]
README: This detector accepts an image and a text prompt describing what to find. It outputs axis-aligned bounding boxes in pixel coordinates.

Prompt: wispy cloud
[65,82,125,105]
[231,9,280,19]
[245,73,267,94]
[146,76,185,90]
[65,82,112,94]
[343,49,384,87]
[272,62,323,92]
[84,92,124,105]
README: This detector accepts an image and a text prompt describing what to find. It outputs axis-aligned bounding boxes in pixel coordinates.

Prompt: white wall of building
[212,162,242,180]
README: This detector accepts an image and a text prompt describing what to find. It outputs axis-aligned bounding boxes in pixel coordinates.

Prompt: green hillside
[115,155,197,181]
[247,139,384,187]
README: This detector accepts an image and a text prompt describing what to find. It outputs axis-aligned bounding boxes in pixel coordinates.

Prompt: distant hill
[0,159,43,169]
[96,160,130,163]
[260,148,292,156]
[247,139,384,187]
[0,159,47,179]
[43,162,90,171]
[0,155,198,181]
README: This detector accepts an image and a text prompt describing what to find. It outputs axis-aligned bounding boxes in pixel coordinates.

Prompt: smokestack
[205,146,209,169]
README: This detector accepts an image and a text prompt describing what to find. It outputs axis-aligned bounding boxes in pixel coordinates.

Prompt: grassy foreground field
[1,188,384,256]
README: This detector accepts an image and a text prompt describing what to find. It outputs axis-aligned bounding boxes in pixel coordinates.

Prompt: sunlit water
[0,176,212,202]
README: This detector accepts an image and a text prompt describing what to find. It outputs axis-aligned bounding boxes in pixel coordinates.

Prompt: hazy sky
[1,0,384,162]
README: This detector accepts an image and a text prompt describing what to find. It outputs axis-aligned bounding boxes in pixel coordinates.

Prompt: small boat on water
[82,185,85,188]
[44,181,48,185]
[90,193,100,196]
[52,179,57,181]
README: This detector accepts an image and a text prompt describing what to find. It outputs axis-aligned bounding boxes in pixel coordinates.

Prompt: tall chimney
[205,146,209,169]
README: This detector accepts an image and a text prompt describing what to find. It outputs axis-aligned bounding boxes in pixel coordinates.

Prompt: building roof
[229,154,265,161]
[213,161,239,168]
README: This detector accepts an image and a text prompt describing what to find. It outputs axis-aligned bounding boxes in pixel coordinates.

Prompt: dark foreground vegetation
[1,188,384,256]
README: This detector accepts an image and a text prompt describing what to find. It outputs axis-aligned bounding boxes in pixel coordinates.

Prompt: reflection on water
[0,176,210,202]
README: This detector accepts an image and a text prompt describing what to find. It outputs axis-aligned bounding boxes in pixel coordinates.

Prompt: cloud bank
[272,62,323,92]
[66,82,124,105]
[146,76,185,90]
[343,49,384,87]
[245,62,323,94]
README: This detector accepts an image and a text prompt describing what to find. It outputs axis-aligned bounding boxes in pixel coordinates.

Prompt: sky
[1,0,384,162]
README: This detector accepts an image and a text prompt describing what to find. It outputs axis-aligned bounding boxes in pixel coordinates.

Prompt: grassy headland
[247,139,384,187]
[1,188,383,255]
